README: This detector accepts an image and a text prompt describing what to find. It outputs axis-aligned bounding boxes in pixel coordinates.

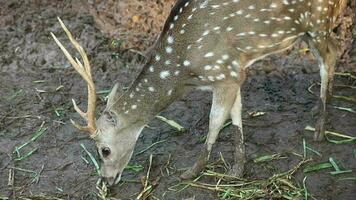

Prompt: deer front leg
[229,87,245,177]
[313,40,336,141]
[180,85,237,179]
[314,65,329,141]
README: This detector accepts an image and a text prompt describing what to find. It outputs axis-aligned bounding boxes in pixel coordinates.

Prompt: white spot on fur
[160,71,170,79]
[183,60,191,66]
[204,52,214,57]
[148,87,155,92]
[166,46,173,54]
[167,36,174,44]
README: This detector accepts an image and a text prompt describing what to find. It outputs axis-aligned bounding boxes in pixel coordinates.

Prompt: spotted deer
[52,0,346,186]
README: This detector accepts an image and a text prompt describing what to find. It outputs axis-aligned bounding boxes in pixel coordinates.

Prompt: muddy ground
[0,1,355,200]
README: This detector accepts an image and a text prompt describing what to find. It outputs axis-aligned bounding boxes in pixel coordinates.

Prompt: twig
[136,140,167,156]
[335,72,356,79]
[333,95,356,104]
[136,154,154,200]
[305,126,356,144]
[184,159,311,199]
[305,126,354,139]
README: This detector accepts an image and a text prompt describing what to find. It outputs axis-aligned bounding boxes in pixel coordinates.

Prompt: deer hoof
[311,104,320,118]
[314,117,325,142]
[228,164,244,178]
[180,160,206,180]
[180,167,199,180]
[181,148,209,180]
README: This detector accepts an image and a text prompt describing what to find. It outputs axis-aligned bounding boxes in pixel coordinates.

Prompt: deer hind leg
[180,84,238,179]
[310,38,337,141]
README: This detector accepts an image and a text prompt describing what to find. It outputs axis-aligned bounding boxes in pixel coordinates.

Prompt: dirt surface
[0,0,355,200]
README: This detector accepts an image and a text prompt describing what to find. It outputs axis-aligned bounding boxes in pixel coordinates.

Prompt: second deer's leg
[180,84,238,179]
[310,39,337,141]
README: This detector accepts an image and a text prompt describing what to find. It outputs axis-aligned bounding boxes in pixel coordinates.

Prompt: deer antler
[51,17,97,137]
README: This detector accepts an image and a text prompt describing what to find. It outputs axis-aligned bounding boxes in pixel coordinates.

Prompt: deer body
[114,0,342,117]
[52,0,345,186]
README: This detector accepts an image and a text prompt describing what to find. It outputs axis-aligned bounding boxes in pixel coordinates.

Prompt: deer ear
[107,83,119,106]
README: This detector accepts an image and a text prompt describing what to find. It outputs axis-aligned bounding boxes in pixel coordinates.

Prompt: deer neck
[110,50,186,125]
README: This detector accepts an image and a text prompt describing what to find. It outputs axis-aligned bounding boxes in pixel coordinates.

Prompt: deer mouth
[104,172,122,186]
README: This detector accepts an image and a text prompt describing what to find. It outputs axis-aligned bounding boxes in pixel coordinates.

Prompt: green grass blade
[81,143,100,175]
[13,122,46,154]
[303,139,307,158]
[14,148,38,161]
[326,137,356,144]
[334,106,356,114]
[125,164,144,172]
[303,162,332,173]
[305,146,322,157]
[156,116,186,132]
[303,176,308,200]
[329,157,341,171]
[330,170,352,175]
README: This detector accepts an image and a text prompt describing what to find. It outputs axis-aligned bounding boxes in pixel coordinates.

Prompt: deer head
[51,18,146,185]
[93,86,146,185]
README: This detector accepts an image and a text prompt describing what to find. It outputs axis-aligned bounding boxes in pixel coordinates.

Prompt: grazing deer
[52,0,346,186]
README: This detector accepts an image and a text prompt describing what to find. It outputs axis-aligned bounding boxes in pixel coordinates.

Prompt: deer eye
[101,147,111,158]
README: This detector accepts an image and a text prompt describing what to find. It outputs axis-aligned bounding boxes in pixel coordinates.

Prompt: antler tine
[51,17,97,136]
[58,18,94,83]
[71,99,87,119]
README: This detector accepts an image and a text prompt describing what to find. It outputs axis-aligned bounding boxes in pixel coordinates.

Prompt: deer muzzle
[103,172,122,186]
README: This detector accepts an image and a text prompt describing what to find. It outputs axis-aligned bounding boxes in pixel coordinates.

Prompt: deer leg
[180,85,237,179]
[312,40,336,141]
[229,86,245,177]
